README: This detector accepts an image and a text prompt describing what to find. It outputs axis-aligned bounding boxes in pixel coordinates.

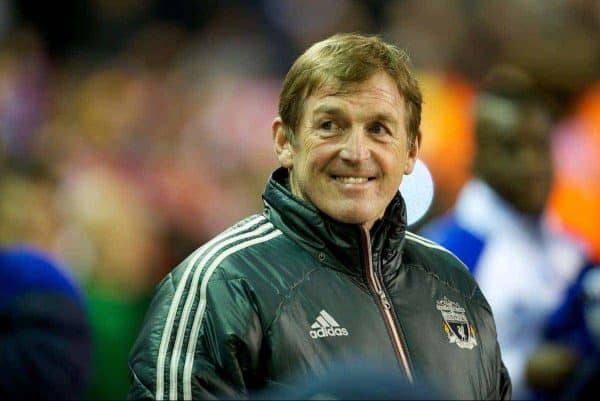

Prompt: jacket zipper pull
[377,289,391,310]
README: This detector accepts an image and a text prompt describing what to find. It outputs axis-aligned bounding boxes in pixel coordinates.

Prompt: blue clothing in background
[0,245,91,400]
[0,246,82,307]
[421,179,586,399]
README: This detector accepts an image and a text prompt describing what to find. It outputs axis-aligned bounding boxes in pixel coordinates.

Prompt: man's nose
[339,129,370,163]
[520,144,551,175]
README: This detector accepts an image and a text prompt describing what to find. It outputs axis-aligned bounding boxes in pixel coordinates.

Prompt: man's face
[476,100,553,215]
[273,72,419,229]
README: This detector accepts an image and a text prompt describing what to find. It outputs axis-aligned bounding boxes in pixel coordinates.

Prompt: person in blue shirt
[421,65,588,399]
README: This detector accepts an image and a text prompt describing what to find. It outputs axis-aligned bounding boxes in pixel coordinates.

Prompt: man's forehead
[308,77,403,112]
[318,78,400,98]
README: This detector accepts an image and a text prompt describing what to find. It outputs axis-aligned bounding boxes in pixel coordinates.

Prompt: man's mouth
[332,176,375,184]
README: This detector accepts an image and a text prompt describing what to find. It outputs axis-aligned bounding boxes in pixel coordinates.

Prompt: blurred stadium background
[1,0,599,398]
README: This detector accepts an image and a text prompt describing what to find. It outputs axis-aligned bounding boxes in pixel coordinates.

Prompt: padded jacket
[128,167,511,400]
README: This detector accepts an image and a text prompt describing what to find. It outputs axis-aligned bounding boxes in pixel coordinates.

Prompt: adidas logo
[309,310,349,339]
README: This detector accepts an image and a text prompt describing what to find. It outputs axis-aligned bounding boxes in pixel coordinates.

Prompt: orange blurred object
[417,71,476,216]
[547,82,600,261]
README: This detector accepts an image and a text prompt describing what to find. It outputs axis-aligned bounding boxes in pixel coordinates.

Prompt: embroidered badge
[436,296,477,349]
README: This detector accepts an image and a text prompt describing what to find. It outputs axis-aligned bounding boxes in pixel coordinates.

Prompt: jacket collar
[262,167,407,276]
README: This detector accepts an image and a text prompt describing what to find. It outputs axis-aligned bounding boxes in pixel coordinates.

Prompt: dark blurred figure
[0,245,91,399]
[527,261,600,400]
[421,65,587,399]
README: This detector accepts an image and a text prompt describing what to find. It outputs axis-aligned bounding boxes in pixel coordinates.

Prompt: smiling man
[273,71,415,229]
[128,33,511,400]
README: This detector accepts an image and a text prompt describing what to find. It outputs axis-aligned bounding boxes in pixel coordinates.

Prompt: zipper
[359,226,414,384]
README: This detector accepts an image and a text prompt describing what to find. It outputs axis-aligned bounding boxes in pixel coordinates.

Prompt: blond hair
[279,33,422,143]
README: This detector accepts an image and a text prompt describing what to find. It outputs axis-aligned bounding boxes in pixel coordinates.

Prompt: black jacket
[128,168,511,400]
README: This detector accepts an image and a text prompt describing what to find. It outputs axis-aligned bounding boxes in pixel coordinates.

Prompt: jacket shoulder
[128,214,284,400]
[403,231,479,299]
[420,214,487,274]
[168,214,281,283]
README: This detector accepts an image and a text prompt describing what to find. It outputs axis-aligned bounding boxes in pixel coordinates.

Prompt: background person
[421,65,588,399]
[0,245,91,400]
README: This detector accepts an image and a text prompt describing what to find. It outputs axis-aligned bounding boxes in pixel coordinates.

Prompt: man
[128,33,511,400]
[422,66,585,398]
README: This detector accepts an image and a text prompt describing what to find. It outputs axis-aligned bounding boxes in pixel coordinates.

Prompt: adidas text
[309,327,349,338]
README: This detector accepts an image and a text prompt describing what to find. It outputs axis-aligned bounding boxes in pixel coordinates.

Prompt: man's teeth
[335,176,369,184]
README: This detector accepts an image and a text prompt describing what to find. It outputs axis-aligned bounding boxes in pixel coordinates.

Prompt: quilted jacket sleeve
[128,271,265,400]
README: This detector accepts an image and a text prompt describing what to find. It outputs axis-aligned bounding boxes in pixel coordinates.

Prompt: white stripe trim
[405,232,469,270]
[406,231,448,249]
[182,229,282,400]
[154,215,265,400]
[169,222,274,400]
[405,231,438,246]
[405,233,451,253]
[320,310,340,327]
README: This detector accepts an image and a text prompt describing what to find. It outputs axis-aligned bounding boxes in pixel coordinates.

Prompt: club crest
[436,296,477,350]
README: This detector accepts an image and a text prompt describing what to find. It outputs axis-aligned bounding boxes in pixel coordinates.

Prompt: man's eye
[369,123,388,135]
[320,121,333,130]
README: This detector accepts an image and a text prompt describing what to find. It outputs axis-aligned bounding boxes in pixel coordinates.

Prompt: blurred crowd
[1,0,600,399]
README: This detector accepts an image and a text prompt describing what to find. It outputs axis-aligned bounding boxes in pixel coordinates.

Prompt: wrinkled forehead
[306,74,403,112]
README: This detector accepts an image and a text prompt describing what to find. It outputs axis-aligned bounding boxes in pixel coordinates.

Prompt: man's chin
[509,195,546,217]
[321,208,379,228]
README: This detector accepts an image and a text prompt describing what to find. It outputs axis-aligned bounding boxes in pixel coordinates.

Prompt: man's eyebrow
[312,105,399,125]
[372,112,398,125]
[312,105,346,117]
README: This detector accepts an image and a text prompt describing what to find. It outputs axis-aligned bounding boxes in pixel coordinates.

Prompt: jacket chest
[265,268,403,381]
[264,266,492,399]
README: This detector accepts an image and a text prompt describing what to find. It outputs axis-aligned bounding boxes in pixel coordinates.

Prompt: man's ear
[404,130,422,175]
[273,117,293,169]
